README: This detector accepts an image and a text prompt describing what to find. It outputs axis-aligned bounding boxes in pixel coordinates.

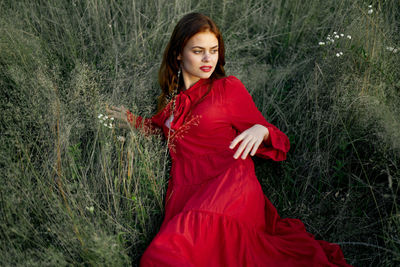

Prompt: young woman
[107,12,351,267]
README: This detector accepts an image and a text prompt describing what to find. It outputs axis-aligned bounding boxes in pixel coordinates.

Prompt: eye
[211,49,218,54]
[193,50,202,54]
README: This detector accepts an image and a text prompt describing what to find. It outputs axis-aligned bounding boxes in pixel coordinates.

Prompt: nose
[202,52,210,62]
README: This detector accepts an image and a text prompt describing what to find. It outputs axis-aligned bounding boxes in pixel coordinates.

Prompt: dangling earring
[170,67,181,114]
[176,67,181,94]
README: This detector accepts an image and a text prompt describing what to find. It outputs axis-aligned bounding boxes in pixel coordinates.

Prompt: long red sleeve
[224,76,290,161]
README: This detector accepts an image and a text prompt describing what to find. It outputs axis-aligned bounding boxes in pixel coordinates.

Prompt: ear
[177,53,182,60]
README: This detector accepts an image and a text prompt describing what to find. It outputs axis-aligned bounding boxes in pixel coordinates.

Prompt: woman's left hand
[229,124,269,160]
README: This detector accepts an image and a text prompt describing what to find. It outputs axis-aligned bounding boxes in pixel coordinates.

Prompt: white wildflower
[104,115,109,119]
[393,48,398,53]
[340,33,344,37]
[386,46,394,52]
[336,53,341,57]
[339,52,343,56]
[333,31,337,35]
[117,136,126,142]
[347,35,352,39]
[368,5,372,8]
[335,35,340,39]
[318,41,326,46]
[368,9,373,14]
[98,114,103,119]
[110,117,114,121]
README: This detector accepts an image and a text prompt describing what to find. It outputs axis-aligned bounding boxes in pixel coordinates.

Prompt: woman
[108,12,351,267]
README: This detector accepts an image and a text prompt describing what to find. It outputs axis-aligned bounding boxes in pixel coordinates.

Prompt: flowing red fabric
[136,76,351,267]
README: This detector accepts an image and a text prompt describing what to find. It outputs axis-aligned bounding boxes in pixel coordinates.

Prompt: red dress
[137,76,351,266]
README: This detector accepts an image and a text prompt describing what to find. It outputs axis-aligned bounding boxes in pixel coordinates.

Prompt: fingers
[105,105,129,121]
[250,139,262,156]
[109,105,125,112]
[230,125,266,159]
[229,132,245,149]
[241,138,258,159]
[233,135,253,159]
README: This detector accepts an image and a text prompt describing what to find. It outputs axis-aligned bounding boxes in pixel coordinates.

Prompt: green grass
[1,0,399,266]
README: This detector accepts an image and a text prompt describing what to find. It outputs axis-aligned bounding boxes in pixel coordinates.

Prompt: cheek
[212,54,219,63]
[183,53,197,67]
[189,55,199,66]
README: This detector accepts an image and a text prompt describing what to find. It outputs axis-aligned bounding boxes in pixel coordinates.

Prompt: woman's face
[178,30,219,89]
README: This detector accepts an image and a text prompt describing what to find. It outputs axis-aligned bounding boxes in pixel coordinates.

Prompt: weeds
[1,0,399,266]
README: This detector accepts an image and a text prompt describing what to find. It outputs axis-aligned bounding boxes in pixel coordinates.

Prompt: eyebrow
[191,45,219,49]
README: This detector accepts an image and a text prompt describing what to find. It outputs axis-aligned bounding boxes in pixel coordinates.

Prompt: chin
[198,71,214,79]
[201,73,213,79]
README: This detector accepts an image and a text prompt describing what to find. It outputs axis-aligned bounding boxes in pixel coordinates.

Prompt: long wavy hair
[157,12,226,111]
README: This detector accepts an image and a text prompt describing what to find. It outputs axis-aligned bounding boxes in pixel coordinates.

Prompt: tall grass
[1,0,399,266]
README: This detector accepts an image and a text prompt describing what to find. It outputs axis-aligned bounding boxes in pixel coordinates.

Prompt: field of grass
[1,0,399,266]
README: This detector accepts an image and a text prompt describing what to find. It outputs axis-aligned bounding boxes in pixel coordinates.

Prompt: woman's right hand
[106,105,134,129]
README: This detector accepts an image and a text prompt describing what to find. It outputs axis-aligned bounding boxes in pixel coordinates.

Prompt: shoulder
[209,76,251,105]
[213,75,243,87]
[213,75,248,96]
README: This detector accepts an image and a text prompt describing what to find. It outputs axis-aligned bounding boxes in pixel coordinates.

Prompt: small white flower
[108,123,113,128]
[368,9,373,14]
[98,114,103,119]
[393,48,398,53]
[368,5,372,8]
[347,35,352,39]
[110,117,114,121]
[386,46,394,51]
[339,52,343,55]
[108,24,112,28]
[335,35,340,39]
[104,115,109,119]
[340,33,344,37]
[103,123,108,127]
[117,136,126,142]
[318,41,326,46]
[336,53,341,57]
[333,31,337,35]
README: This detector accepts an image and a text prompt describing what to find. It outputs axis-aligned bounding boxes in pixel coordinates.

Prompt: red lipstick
[200,66,212,72]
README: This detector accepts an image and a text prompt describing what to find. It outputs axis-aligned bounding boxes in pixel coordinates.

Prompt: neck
[182,73,200,90]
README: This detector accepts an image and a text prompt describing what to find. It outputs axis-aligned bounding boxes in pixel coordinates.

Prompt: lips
[200,66,212,72]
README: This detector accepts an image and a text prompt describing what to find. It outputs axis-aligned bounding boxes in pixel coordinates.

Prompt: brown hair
[157,12,226,111]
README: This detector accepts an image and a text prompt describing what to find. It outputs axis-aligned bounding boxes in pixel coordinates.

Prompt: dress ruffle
[141,206,350,267]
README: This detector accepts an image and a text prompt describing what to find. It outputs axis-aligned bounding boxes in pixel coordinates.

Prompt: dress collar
[181,78,208,95]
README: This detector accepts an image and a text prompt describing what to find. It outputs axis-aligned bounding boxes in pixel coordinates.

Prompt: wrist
[263,126,270,141]
[126,110,134,126]
[263,127,272,146]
